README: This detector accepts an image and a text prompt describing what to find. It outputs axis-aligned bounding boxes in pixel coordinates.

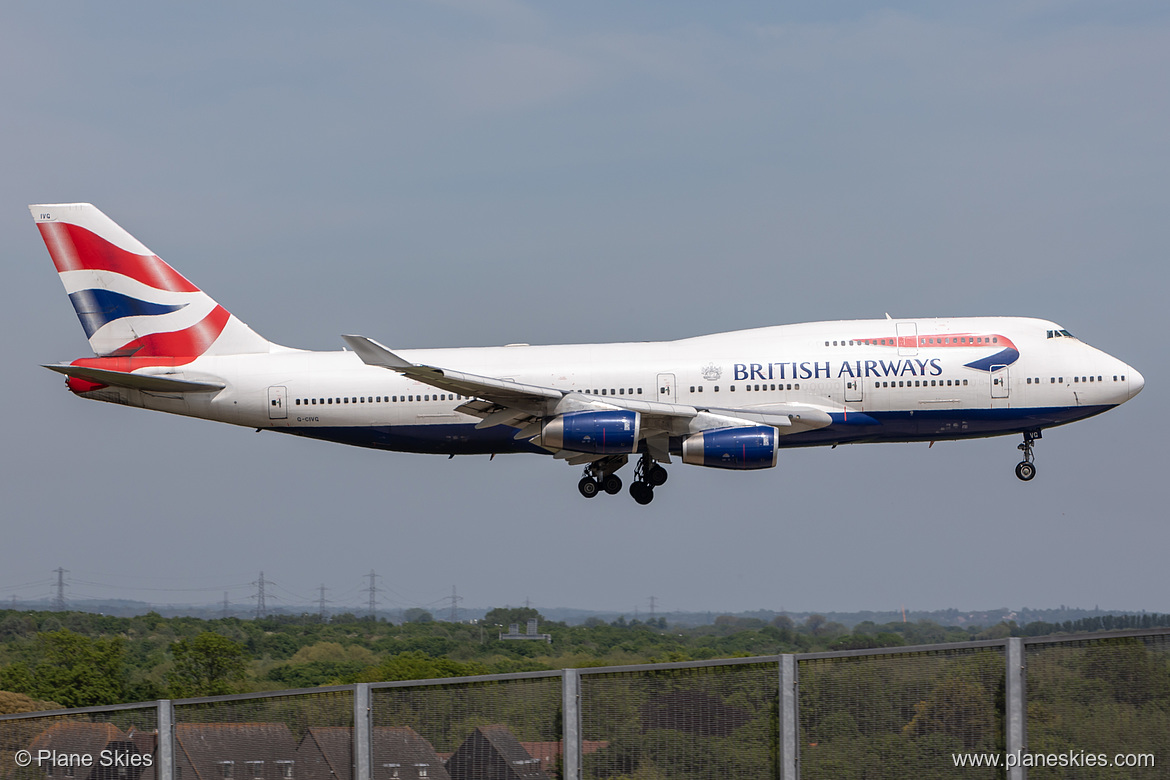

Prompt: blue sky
[2,1,1166,617]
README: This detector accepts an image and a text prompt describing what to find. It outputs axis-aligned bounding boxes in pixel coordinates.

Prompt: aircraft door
[268,386,288,419]
[656,374,676,403]
[990,367,1009,399]
[897,322,918,356]
[844,377,863,403]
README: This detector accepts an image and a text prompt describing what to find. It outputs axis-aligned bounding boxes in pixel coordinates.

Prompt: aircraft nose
[1128,367,1144,399]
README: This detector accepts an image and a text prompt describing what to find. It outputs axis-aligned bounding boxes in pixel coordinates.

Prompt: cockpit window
[1059,329,1074,338]
[1047,328,1076,339]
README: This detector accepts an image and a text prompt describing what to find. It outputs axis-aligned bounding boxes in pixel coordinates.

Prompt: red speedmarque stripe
[37,222,200,293]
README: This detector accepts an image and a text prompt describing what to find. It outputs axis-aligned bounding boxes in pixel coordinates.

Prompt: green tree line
[0,608,1165,711]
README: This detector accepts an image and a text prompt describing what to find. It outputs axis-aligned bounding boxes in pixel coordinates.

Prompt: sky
[2,1,1166,619]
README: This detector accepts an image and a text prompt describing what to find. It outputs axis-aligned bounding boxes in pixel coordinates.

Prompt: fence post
[779,655,798,780]
[562,669,581,780]
[1006,637,1027,780]
[354,684,371,780]
[156,699,173,780]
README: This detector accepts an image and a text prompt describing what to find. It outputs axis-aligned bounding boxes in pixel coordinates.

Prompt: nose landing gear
[1015,430,1041,481]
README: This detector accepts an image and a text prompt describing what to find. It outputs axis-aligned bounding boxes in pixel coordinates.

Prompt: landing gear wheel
[629,481,654,505]
[578,477,601,498]
[603,474,623,495]
[647,464,668,487]
[1015,430,1041,482]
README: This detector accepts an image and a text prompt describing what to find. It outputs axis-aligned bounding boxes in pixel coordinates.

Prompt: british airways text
[733,359,944,381]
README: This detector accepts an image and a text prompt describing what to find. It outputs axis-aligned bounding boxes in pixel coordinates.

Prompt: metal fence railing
[1,628,1166,780]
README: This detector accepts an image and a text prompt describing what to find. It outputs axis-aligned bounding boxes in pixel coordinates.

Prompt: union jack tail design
[30,203,273,363]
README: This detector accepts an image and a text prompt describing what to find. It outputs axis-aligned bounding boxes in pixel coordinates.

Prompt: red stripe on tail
[37,222,200,293]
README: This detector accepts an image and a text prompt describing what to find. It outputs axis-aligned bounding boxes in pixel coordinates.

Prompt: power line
[318,584,328,620]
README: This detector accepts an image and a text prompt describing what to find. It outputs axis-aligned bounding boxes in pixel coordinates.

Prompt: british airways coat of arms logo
[701,363,722,381]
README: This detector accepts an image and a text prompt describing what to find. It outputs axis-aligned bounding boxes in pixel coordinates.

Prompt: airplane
[31,203,1144,505]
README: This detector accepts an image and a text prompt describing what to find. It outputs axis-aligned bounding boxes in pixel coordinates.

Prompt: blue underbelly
[272,405,1114,455]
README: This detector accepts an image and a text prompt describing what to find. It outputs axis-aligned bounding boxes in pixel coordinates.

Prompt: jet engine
[681,425,778,470]
[540,410,641,454]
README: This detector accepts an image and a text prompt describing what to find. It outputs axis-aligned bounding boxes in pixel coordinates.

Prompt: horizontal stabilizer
[43,364,225,393]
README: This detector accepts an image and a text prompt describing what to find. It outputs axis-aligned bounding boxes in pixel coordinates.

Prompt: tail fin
[30,203,274,361]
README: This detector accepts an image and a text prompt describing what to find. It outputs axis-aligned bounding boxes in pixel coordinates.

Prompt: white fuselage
[78,316,1142,455]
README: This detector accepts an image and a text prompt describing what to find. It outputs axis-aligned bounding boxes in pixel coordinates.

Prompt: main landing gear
[577,453,667,505]
[578,455,628,499]
[628,453,668,505]
[1015,430,1041,481]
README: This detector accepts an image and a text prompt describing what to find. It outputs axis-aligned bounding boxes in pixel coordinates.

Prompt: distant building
[298,726,450,780]
[515,741,609,776]
[498,620,551,644]
[445,725,548,780]
[29,722,153,780]
[173,723,298,780]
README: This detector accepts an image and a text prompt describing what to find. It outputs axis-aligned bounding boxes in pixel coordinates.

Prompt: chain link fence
[371,673,562,779]
[1024,632,1170,780]
[798,643,1004,780]
[1,628,1166,780]
[580,659,779,779]
[0,703,158,780]
[173,687,354,780]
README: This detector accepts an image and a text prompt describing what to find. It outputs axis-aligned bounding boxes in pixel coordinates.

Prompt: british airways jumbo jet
[32,203,1144,505]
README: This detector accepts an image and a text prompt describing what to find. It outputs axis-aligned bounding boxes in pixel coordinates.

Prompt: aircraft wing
[341,335,833,456]
[342,335,562,408]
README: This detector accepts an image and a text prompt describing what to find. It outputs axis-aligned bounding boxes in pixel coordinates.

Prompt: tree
[33,630,126,707]
[484,606,542,627]
[403,608,434,624]
[0,690,59,715]
[168,632,249,697]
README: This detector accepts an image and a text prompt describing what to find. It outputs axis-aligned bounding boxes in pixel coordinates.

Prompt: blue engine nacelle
[540,410,641,454]
[681,425,779,470]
